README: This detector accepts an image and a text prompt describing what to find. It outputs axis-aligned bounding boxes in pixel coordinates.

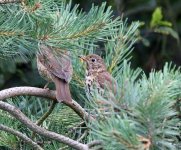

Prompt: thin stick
[0,86,94,121]
[0,124,43,150]
[32,100,57,139]
[0,101,88,150]
[59,130,88,150]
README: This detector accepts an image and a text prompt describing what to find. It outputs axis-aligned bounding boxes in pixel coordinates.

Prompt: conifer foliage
[0,0,180,150]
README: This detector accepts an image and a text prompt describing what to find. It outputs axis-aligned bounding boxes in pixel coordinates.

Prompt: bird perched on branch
[37,44,73,103]
[79,54,117,96]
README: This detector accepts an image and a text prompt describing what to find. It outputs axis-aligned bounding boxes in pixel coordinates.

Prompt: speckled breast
[85,70,101,95]
[37,57,53,82]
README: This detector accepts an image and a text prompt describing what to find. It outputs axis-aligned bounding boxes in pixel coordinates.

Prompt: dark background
[0,0,181,89]
[74,0,181,71]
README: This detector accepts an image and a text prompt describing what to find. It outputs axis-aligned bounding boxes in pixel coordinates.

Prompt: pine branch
[0,0,121,59]
[59,130,88,150]
[105,21,140,76]
[0,101,102,150]
[37,101,57,126]
[0,124,43,150]
[88,140,103,148]
[32,100,57,139]
[0,101,89,150]
[0,86,94,121]
[88,63,180,149]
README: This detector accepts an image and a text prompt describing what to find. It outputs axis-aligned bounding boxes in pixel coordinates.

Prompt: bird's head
[79,54,106,72]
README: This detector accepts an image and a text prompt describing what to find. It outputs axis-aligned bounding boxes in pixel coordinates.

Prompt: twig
[0,86,94,121]
[67,121,86,135]
[88,140,103,148]
[78,130,88,142]
[32,100,57,139]
[37,101,57,126]
[0,101,88,150]
[59,130,88,150]
[0,101,101,149]
[0,124,43,150]
[59,121,87,150]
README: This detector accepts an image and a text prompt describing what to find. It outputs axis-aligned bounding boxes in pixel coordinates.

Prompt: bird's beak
[78,55,87,62]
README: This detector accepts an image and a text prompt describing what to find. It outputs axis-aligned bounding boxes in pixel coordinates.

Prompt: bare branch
[0,86,94,121]
[78,130,88,142]
[59,130,88,150]
[0,87,55,100]
[0,124,43,150]
[0,101,88,150]
[88,140,103,148]
[37,101,57,126]
[32,100,57,139]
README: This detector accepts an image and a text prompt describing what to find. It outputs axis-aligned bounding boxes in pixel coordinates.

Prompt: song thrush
[79,54,117,96]
[37,44,73,103]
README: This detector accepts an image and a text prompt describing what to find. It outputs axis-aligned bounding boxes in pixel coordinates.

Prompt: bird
[37,44,73,103]
[79,54,117,97]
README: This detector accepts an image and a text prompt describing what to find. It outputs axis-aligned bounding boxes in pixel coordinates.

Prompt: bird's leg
[44,82,50,89]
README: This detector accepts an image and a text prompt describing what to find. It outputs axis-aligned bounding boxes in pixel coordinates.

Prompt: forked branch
[0,87,96,149]
[0,101,88,150]
[0,124,43,150]
[32,100,57,139]
[0,86,93,121]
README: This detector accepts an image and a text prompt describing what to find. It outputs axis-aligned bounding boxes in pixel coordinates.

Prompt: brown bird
[79,54,117,96]
[37,44,73,103]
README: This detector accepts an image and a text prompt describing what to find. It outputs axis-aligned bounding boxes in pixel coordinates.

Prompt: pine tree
[0,0,180,150]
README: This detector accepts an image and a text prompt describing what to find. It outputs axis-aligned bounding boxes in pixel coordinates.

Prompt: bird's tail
[53,77,72,103]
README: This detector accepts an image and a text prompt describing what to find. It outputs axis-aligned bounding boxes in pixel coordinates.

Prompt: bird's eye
[91,58,96,62]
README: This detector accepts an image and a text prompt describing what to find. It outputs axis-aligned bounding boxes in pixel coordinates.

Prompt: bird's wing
[38,44,73,82]
[97,71,117,94]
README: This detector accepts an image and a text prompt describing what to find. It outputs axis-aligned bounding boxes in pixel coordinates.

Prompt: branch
[88,140,103,148]
[77,130,88,142]
[0,86,93,121]
[32,100,57,139]
[37,101,57,126]
[59,130,88,150]
[0,101,88,150]
[0,124,43,150]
